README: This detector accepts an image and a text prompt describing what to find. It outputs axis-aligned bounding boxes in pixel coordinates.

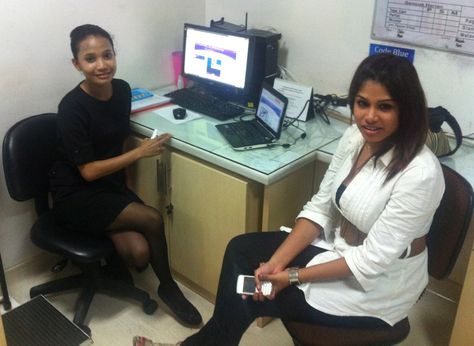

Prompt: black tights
[107,202,173,285]
[182,232,388,346]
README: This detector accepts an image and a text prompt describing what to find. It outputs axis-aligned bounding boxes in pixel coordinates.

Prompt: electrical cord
[267,130,306,149]
[312,93,348,125]
[277,92,347,148]
[282,99,310,130]
[283,118,306,137]
[275,99,309,149]
[278,65,298,81]
[233,91,347,149]
[232,107,256,122]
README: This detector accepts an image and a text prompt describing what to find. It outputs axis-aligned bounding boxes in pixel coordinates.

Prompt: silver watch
[288,267,301,285]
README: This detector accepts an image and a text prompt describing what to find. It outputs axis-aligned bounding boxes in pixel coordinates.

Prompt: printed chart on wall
[372,0,474,56]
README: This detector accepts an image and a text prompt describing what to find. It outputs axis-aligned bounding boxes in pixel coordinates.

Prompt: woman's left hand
[253,268,291,302]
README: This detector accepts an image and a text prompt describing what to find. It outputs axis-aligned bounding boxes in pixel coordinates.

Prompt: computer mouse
[173,107,187,120]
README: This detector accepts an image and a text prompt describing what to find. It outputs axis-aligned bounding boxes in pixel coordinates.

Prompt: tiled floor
[3,253,460,345]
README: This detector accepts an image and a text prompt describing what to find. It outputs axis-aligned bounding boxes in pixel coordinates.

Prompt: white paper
[273,79,313,121]
[131,94,170,112]
[153,105,202,124]
[372,0,474,56]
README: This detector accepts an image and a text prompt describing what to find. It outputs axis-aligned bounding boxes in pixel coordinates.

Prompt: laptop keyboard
[164,88,245,121]
[232,121,263,140]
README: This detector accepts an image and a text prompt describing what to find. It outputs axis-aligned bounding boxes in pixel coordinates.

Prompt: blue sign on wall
[369,43,415,63]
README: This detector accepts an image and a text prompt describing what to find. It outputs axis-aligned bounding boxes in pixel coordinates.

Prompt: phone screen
[242,276,256,293]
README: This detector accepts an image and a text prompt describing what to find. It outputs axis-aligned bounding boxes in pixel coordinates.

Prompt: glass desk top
[131,103,474,189]
[130,105,347,185]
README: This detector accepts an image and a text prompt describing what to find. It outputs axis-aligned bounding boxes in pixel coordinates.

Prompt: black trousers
[182,232,388,346]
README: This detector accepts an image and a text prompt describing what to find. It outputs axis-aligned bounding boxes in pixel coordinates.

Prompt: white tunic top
[295,125,445,325]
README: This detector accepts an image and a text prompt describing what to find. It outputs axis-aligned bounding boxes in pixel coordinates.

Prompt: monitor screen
[183,24,250,90]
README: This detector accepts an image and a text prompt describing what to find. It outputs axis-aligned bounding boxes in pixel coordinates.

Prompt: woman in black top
[50,24,202,327]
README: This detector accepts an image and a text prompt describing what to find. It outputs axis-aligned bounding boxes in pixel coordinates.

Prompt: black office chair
[282,164,474,346]
[2,113,158,335]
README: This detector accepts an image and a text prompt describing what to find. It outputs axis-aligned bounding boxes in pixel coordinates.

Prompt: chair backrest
[2,113,57,204]
[427,164,474,279]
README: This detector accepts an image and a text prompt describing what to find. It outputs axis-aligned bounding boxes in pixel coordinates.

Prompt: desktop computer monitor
[182,23,252,101]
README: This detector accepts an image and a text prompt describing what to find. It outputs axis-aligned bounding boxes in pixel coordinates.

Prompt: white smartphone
[236,275,272,296]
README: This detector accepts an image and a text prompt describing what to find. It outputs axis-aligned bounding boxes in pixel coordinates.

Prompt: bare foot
[132,336,181,346]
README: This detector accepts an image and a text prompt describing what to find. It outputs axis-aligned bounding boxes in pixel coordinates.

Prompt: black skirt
[52,186,143,234]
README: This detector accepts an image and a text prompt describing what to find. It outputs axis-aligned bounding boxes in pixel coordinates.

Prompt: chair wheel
[143,299,158,315]
[52,258,68,273]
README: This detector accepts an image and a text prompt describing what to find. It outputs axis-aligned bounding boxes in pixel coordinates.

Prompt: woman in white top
[134,53,445,346]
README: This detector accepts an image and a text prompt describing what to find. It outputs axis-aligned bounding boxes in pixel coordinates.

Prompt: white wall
[206,0,474,135]
[1,0,473,269]
[0,0,205,268]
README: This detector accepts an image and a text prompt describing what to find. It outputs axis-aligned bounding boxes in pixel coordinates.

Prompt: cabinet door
[126,135,169,212]
[168,151,262,302]
[261,161,316,231]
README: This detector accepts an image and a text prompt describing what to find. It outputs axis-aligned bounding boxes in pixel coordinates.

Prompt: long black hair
[348,53,428,181]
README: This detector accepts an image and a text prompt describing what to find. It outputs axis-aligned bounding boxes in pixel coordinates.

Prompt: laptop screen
[255,85,288,137]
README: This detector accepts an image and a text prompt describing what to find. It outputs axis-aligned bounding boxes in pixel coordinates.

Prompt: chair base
[30,261,158,335]
[282,317,410,346]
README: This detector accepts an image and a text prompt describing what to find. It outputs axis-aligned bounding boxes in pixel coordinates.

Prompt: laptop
[216,84,288,150]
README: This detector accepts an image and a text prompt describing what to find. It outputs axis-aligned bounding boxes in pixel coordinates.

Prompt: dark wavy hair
[348,53,428,182]
[70,24,114,59]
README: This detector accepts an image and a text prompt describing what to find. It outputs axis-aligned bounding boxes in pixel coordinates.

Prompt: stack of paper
[131,88,171,114]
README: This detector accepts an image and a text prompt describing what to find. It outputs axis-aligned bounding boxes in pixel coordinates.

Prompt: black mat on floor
[2,295,91,346]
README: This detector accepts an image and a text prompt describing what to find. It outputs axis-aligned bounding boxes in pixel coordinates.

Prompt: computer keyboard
[164,88,245,121]
[232,121,262,140]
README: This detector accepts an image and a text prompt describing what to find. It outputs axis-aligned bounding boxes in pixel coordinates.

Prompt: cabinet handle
[166,203,174,215]
[156,156,170,197]
[157,159,168,196]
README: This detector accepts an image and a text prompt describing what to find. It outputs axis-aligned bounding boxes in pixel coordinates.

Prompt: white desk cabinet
[128,137,262,301]
[127,135,321,301]
[166,151,261,301]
